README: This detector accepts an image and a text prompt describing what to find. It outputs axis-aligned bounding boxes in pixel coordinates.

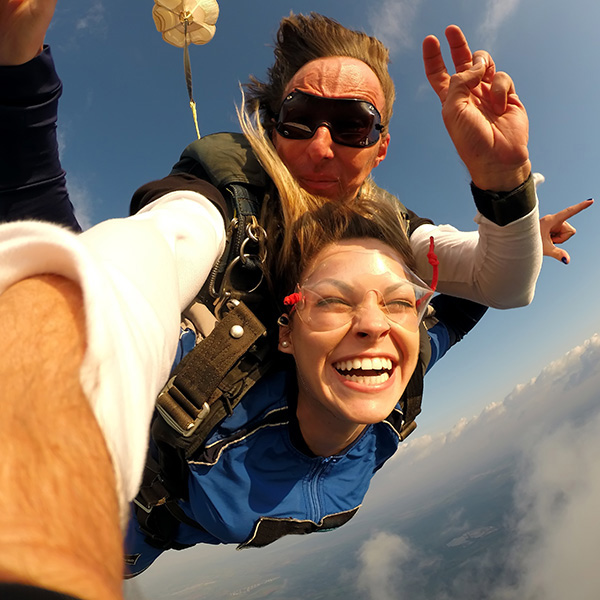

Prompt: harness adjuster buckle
[133,496,160,514]
[156,376,211,438]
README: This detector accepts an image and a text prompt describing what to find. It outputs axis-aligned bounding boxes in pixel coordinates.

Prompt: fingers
[539,214,576,243]
[550,222,576,244]
[489,71,516,115]
[555,249,572,264]
[539,199,593,264]
[445,25,496,78]
[546,245,571,264]
[444,23,513,114]
[540,227,571,263]
[445,24,473,73]
[423,24,498,105]
[551,199,594,223]
[422,34,449,103]
[473,51,496,84]
[443,58,488,107]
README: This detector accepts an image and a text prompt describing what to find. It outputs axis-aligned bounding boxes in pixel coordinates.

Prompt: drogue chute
[152,0,220,138]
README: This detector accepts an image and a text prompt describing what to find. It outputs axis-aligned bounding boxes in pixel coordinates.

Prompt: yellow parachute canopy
[153,0,220,137]
[153,0,219,47]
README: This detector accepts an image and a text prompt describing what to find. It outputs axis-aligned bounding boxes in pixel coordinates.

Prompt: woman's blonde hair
[237,101,411,302]
[244,12,395,132]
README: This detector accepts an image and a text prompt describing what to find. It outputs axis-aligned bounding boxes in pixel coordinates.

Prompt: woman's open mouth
[333,357,394,386]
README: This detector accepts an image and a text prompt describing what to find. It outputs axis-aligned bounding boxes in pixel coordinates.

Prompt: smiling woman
[278,239,429,457]
[123,196,476,577]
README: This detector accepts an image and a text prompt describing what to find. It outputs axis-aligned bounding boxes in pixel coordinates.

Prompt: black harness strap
[134,453,207,549]
[156,301,269,448]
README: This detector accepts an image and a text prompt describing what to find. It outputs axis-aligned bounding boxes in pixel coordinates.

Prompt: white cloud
[123,578,149,600]
[57,129,67,156]
[356,532,417,600]
[493,407,600,600]
[479,0,521,46]
[57,127,95,229]
[76,1,106,32]
[439,507,470,539]
[368,0,424,54]
[364,334,600,599]
[65,176,95,231]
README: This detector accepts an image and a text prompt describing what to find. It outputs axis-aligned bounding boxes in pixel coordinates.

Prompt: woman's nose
[352,292,390,339]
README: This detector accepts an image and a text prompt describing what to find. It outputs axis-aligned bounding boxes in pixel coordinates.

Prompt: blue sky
[39,0,600,596]
[45,0,600,438]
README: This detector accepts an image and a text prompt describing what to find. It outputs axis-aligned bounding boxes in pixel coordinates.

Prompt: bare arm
[0,275,122,600]
[0,190,226,597]
[0,0,57,66]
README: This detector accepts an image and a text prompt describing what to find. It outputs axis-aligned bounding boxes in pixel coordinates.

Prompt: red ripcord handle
[427,236,439,292]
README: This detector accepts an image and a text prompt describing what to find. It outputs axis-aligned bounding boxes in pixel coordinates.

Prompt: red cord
[427,236,439,292]
[283,292,302,306]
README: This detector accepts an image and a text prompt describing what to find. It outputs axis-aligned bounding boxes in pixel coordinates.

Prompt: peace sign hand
[423,25,530,192]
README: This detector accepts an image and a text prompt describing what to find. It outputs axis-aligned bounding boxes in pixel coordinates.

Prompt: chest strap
[155,300,274,459]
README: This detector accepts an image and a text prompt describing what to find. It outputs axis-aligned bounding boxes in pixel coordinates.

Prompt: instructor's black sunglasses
[275,90,384,148]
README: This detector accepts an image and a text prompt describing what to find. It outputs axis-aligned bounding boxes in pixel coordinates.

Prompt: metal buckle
[133,497,156,514]
[156,376,211,438]
[211,216,268,318]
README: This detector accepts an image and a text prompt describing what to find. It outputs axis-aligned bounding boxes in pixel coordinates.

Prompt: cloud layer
[359,334,600,600]
[368,0,423,53]
[478,0,521,47]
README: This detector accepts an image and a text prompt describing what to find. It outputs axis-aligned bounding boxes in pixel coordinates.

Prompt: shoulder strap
[172,133,272,314]
[172,132,268,192]
[152,135,277,454]
[398,318,432,440]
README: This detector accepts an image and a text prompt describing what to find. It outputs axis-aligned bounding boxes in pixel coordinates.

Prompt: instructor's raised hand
[423,25,530,192]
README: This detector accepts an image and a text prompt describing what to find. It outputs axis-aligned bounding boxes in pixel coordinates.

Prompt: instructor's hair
[245,12,395,132]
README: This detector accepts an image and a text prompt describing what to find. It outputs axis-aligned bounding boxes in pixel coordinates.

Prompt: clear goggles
[282,247,437,333]
[274,89,384,148]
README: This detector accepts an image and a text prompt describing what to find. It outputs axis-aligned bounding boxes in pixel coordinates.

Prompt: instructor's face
[273,57,390,203]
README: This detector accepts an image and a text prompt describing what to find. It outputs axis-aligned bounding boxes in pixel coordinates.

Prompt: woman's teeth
[333,357,393,385]
[334,357,393,371]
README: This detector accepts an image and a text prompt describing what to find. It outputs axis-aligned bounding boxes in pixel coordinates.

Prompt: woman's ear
[278,315,294,355]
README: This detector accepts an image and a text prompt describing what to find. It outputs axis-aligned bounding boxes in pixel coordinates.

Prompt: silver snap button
[230,325,244,339]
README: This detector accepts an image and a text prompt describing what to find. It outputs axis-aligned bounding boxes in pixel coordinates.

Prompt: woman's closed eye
[385,297,417,313]
[315,296,353,311]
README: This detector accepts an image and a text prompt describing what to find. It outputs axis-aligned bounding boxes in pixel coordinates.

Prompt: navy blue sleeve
[0,583,81,599]
[0,46,81,231]
[425,295,488,373]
